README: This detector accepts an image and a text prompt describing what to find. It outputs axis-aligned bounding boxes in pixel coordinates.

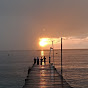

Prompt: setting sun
[39,38,48,47]
[39,38,61,48]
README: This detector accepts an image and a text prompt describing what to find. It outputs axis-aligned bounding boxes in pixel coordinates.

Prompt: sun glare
[39,38,48,47]
[39,38,61,48]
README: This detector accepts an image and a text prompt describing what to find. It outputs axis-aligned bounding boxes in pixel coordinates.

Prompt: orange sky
[39,37,88,49]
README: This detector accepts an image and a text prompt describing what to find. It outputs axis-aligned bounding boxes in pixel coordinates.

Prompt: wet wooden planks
[23,64,73,88]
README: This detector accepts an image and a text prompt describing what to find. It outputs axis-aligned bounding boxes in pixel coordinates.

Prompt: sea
[0,49,88,88]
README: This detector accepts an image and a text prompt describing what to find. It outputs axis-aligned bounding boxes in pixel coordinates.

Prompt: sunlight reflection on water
[41,50,44,57]
[0,50,88,88]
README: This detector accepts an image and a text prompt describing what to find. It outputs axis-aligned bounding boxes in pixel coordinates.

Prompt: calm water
[0,49,88,88]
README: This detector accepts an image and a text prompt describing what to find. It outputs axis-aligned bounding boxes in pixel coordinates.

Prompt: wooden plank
[22,64,73,88]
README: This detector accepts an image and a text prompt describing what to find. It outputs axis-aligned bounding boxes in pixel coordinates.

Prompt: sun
[39,37,61,48]
[39,38,48,47]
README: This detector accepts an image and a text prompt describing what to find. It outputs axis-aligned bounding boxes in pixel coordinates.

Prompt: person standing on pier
[49,56,51,63]
[40,57,43,65]
[44,56,46,63]
[37,57,39,65]
[34,57,36,64]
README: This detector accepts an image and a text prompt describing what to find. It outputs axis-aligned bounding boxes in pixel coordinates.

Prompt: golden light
[39,38,61,48]
[41,51,44,56]
[39,38,48,47]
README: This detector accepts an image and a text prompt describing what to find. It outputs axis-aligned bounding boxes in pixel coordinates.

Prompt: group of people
[34,56,46,65]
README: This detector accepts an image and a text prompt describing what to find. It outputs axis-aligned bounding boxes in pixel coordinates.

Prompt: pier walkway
[22,63,73,88]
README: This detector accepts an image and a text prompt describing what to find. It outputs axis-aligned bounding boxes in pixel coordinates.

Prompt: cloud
[39,36,88,49]
[62,36,88,49]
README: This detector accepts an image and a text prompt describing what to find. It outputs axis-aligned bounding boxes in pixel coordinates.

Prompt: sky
[0,0,88,50]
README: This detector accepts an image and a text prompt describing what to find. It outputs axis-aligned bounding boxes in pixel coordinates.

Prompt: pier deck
[23,63,73,88]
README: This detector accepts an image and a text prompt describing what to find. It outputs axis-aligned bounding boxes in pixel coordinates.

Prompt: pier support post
[52,41,54,65]
[61,37,63,76]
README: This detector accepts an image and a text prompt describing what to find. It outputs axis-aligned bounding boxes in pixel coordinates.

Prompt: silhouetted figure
[37,57,39,65]
[49,56,51,63]
[34,57,36,64]
[44,56,46,63]
[40,57,43,65]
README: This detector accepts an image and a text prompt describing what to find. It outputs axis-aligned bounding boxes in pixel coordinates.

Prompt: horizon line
[0,48,88,51]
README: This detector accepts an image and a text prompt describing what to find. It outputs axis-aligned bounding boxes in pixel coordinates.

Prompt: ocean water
[0,49,88,88]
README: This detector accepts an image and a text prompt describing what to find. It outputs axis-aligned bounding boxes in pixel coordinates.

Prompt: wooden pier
[22,63,73,88]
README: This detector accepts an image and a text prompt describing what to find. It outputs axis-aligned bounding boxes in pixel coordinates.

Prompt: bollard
[28,68,31,74]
